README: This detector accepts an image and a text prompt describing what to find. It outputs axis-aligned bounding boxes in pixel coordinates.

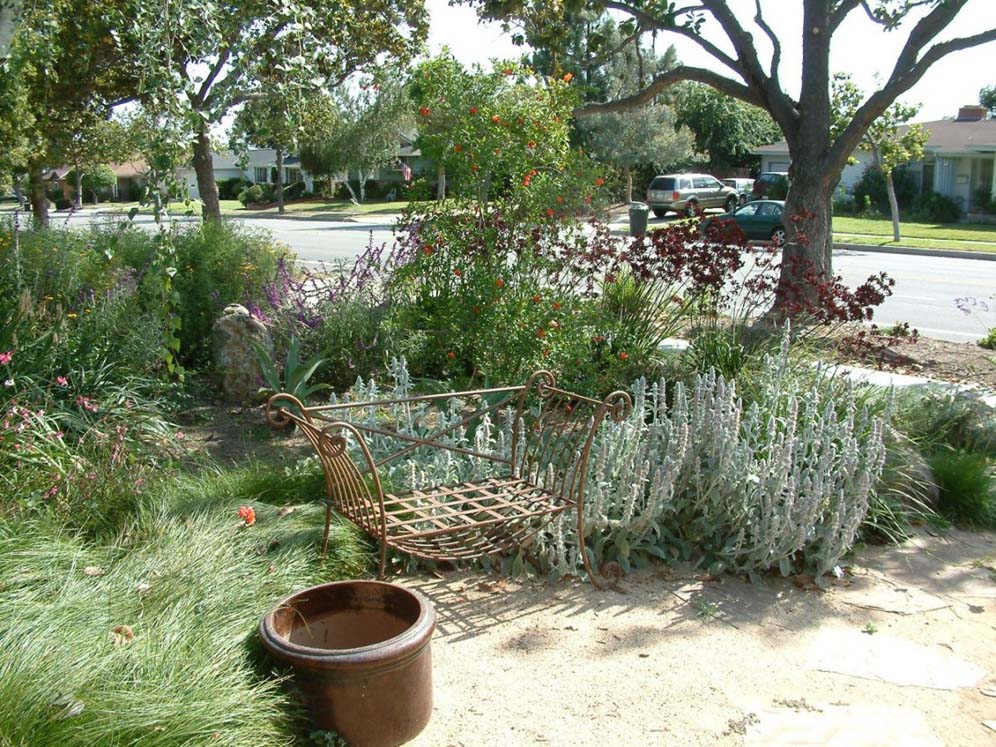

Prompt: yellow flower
[67,313,78,319]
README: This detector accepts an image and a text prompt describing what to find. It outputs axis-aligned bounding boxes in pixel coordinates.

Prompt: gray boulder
[211,304,273,403]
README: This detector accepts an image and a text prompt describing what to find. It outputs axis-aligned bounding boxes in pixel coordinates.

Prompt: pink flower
[0,351,12,365]
[56,376,68,387]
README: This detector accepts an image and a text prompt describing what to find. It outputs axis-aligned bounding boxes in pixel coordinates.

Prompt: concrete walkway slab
[807,629,987,690]
[746,705,943,747]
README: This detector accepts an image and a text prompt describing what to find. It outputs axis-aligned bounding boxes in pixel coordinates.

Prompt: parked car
[701,199,786,246]
[751,172,789,200]
[645,173,739,218]
[721,178,754,205]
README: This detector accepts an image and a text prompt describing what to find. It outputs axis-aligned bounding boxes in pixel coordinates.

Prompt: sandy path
[401,530,996,747]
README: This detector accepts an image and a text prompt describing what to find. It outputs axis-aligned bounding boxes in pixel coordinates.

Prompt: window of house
[253,167,268,184]
[284,168,303,184]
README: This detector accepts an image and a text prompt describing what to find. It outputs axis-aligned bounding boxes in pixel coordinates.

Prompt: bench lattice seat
[265,370,632,587]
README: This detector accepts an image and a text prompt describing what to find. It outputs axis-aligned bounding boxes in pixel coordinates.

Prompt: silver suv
[646,173,739,218]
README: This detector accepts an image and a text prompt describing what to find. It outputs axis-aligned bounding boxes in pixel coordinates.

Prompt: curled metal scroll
[602,390,633,423]
[523,369,557,400]
[319,425,349,459]
[265,393,306,429]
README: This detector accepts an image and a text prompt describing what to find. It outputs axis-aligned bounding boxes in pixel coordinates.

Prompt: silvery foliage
[331,335,888,578]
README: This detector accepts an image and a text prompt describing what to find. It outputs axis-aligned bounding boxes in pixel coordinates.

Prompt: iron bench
[265,370,632,587]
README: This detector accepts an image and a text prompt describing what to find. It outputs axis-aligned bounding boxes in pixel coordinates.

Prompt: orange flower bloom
[454,144,463,152]
[537,328,546,338]
[423,243,433,255]
[491,114,502,124]
[532,294,541,304]
[555,195,564,204]
[447,351,456,359]
[584,194,593,204]
[594,177,605,187]
[545,208,555,217]
[552,302,561,311]
[238,506,256,526]
[454,268,462,277]
[618,351,629,361]
[527,140,536,149]
[471,164,479,172]
[503,67,513,76]
[496,278,505,288]
[562,72,573,82]
[418,106,431,117]
[469,106,478,115]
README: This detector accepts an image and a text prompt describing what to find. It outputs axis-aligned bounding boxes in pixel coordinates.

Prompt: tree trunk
[74,165,83,210]
[342,179,359,204]
[192,123,221,221]
[776,168,835,313]
[275,147,285,214]
[885,171,901,241]
[28,165,49,228]
[359,171,366,203]
[436,164,446,201]
[625,167,633,203]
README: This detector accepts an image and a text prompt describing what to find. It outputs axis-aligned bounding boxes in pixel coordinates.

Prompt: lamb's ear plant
[253,335,330,402]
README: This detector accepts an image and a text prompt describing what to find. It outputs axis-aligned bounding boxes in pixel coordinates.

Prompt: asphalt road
[40,210,996,343]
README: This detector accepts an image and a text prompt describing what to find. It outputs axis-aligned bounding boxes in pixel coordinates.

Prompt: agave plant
[252,335,329,403]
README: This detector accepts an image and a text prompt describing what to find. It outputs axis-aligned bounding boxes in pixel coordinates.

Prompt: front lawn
[220,199,413,216]
[834,216,996,250]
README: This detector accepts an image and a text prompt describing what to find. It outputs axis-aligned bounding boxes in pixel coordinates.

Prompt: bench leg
[320,503,333,558]
[577,508,606,590]
[378,538,389,580]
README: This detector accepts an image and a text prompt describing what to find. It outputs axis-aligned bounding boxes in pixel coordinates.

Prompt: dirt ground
[403,530,996,747]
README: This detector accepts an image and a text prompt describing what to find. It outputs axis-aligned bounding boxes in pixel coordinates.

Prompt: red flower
[503,68,513,76]
[496,278,505,288]
[618,351,629,361]
[454,268,462,277]
[532,294,541,304]
[491,114,502,124]
[545,208,555,217]
[447,351,456,360]
[552,302,561,311]
[555,195,564,204]
[418,106,431,117]
[584,194,592,204]
[471,164,479,172]
[469,106,478,115]
[423,243,433,255]
[527,140,536,149]
[562,72,573,82]
[537,328,546,338]
[594,177,605,187]
[454,144,462,152]
[238,506,256,526]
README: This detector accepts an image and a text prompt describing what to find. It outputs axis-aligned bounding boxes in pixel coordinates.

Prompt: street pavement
[34,209,996,343]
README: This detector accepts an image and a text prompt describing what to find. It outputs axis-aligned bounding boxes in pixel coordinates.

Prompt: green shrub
[910,191,961,223]
[978,327,996,350]
[852,164,918,214]
[891,389,996,457]
[282,181,306,201]
[238,183,265,207]
[928,450,995,528]
[219,176,252,200]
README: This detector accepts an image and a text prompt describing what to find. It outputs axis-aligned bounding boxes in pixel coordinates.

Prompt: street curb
[833,242,996,262]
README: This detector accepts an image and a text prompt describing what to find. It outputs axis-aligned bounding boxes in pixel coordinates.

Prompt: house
[752,105,996,210]
[180,149,315,199]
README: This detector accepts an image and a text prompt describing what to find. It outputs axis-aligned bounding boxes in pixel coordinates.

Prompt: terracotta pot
[260,580,435,747]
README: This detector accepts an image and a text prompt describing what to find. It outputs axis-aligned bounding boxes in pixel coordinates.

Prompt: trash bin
[628,202,649,236]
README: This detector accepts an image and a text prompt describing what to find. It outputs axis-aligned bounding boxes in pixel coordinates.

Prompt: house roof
[110,160,148,178]
[753,117,996,157]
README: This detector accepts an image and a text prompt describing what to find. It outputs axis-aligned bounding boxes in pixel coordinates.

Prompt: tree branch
[575,65,760,116]
[197,47,231,105]
[601,0,740,73]
[752,0,780,83]
[829,0,861,34]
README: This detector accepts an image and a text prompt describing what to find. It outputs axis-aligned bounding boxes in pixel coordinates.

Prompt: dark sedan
[703,199,786,245]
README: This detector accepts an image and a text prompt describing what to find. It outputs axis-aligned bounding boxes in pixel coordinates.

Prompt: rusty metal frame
[266,371,632,587]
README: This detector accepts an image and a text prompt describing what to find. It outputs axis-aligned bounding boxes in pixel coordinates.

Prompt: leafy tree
[981,84,996,118]
[1,0,139,225]
[301,78,413,203]
[408,54,580,209]
[469,0,996,308]
[65,164,116,204]
[231,86,337,213]
[832,73,927,241]
[134,0,428,220]
[57,118,136,208]
[673,83,780,172]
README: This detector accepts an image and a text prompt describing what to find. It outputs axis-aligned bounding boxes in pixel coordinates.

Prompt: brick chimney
[956,105,987,121]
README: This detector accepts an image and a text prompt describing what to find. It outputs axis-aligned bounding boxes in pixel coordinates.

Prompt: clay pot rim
[259,580,435,665]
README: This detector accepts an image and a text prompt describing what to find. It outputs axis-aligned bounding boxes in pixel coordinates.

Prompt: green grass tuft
[0,466,369,747]
[928,450,996,528]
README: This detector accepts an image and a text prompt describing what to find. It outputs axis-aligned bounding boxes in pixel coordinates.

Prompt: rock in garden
[211,304,272,403]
